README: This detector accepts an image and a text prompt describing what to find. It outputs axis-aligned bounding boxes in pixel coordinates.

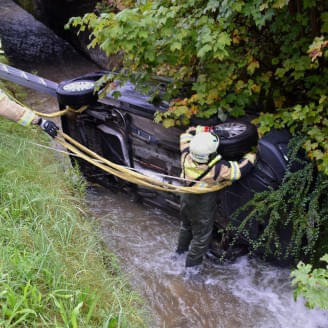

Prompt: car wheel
[56,78,98,107]
[215,120,258,160]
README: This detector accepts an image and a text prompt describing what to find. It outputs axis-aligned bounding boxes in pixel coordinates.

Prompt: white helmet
[189,132,219,163]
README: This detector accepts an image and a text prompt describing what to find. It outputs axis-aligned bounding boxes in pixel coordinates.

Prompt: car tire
[216,120,258,160]
[56,78,98,107]
[190,115,221,126]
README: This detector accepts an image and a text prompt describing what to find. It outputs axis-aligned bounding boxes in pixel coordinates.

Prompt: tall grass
[0,120,147,327]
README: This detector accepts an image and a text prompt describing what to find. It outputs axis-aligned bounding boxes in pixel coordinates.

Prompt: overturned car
[56,73,294,232]
[0,64,296,261]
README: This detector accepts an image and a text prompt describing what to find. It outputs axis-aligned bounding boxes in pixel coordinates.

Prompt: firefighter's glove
[243,153,256,165]
[38,118,58,138]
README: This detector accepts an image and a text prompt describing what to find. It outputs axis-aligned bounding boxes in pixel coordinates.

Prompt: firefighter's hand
[38,118,58,138]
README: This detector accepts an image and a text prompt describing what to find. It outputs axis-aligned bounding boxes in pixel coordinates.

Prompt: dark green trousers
[177,192,218,267]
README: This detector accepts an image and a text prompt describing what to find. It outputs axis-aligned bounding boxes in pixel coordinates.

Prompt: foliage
[0,118,146,325]
[225,137,328,264]
[253,96,328,174]
[291,254,328,310]
[67,0,328,173]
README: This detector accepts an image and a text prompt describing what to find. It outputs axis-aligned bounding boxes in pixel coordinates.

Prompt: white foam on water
[219,257,328,328]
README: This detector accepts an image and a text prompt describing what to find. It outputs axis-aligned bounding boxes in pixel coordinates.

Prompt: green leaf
[162,118,175,128]
[273,0,289,9]
[197,44,212,58]
[170,42,182,51]
[217,32,231,49]
[108,317,119,328]
[247,60,260,75]
[71,302,83,328]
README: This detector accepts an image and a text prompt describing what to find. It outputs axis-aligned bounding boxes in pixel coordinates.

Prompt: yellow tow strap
[6,92,88,118]
[33,105,88,118]
[54,131,232,194]
[32,105,232,194]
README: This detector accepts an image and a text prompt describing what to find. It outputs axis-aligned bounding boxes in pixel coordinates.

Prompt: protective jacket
[0,89,39,126]
[177,125,256,267]
[180,126,256,186]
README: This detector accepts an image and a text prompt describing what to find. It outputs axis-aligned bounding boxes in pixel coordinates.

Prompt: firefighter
[177,125,256,267]
[0,89,58,137]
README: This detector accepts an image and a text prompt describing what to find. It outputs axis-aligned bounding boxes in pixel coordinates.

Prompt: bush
[225,137,328,265]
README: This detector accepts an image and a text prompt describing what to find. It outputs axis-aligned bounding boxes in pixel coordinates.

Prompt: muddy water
[86,185,328,328]
[13,59,328,328]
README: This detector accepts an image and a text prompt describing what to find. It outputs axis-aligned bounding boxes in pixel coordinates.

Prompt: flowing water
[86,185,328,328]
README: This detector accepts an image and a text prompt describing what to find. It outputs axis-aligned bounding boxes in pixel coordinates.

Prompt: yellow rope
[6,92,88,118]
[56,131,232,194]
[33,105,88,118]
[8,92,231,194]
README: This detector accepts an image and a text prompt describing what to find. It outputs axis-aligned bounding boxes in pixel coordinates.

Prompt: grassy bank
[0,120,146,327]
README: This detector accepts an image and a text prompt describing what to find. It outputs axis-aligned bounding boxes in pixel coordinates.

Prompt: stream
[86,185,328,328]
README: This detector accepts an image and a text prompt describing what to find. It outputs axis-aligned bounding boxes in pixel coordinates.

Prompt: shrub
[225,137,328,264]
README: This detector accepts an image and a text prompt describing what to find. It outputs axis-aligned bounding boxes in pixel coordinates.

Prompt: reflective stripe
[18,110,36,126]
[229,161,235,180]
[229,161,241,181]
[235,162,241,180]
[208,154,222,167]
[180,135,192,143]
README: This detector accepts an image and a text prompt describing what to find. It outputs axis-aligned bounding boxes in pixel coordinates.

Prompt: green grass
[0,120,147,327]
